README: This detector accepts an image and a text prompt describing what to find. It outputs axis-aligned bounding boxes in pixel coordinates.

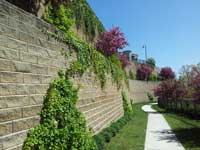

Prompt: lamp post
[142,45,147,62]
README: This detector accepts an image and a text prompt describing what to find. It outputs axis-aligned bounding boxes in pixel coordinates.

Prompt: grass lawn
[105,102,148,150]
[152,104,200,150]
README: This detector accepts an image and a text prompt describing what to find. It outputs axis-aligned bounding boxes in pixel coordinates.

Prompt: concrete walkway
[142,103,185,150]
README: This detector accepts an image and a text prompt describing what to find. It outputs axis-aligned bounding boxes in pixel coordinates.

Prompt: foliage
[117,53,130,68]
[96,27,128,56]
[22,1,130,149]
[129,70,135,80]
[154,80,187,101]
[44,3,74,32]
[109,54,122,68]
[159,67,175,80]
[23,74,97,150]
[46,0,105,41]
[105,103,148,150]
[43,4,128,89]
[68,0,105,41]
[146,57,156,67]
[136,64,153,81]
[179,64,200,101]
[121,91,132,115]
[147,92,155,102]
[149,73,158,82]
[189,67,200,101]
[93,115,131,150]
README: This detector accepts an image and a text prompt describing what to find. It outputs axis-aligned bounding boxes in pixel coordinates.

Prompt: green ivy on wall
[23,1,129,149]
[44,0,105,41]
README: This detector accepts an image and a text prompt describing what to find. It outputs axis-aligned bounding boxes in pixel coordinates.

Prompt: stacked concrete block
[0,0,124,149]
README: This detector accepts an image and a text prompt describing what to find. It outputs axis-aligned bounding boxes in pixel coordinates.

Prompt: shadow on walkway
[173,127,200,149]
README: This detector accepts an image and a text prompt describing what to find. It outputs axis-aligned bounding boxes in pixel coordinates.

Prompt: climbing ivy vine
[23,1,129,149]
[44,0,105,41]
[42,2,128,89]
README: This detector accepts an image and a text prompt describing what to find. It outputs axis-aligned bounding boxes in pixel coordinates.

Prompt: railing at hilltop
[132,59,147,64]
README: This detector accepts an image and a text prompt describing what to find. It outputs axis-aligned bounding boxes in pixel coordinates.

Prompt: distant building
[122,50,138,62]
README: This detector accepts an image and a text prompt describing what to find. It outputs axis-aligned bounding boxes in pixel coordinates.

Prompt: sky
[87,0,200,75]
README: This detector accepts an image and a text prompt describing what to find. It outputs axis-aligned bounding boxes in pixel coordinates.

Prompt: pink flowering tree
[117,53,131,68]
[189,67,200,101]
[96,27,128,56]
[154,80,187,108]
[159,67,175,80]
[136,64,153,81]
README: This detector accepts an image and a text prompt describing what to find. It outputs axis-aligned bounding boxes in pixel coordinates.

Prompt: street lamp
[142,45,147,61]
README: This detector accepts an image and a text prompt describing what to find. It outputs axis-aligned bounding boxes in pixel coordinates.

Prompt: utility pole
[142,45,147,61]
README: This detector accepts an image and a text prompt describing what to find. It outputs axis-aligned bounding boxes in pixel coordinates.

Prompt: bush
[129,70,135,80]
[136,64,152,81]
[122,91,132,115]
[149,73,157,82]
[93,115,132,150]
[96,27,128,56]
[93,134,105,150]
[23,75,97,150]
[159,67,175,80]
[146,57,156,67]
[147,92,155,102]
[117,53,130,68]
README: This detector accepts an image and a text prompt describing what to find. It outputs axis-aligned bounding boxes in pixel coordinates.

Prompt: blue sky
[87,0,200,75]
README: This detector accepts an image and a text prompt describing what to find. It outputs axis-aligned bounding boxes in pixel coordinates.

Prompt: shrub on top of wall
[129,70,135,80]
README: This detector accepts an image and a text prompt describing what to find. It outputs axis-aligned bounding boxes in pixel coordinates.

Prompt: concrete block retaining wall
[0,1,123,149]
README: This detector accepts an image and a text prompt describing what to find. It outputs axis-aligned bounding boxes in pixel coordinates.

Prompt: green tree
[146,57,156,67]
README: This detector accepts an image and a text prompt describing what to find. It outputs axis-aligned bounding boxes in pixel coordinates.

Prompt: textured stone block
[0,23,17,38]
[0,121,12,136]
[0,2,10,15]
[28,44,48,57]
[19,31,35,44]
[16,84,33,95]
[7,37,27,52]
[0,96,29,109]
[13,61,31,73]
[29,95,44,105]
[31,64,48,74]
[0,72,23,83]
[0,84,16,96]
[20,52,37,64]
[0,35,7,47]
[0,59,13,71]
[45,49,58,58]
[23,74,42,84]
[0,108,22,122]
[41,75,53,84]
[12,116,40,133]
[1,130,27,149]
[0,47,19,61]
[0,13,8,27]
[34,84,49,94]
[48,67,58,75]
[22,105,42,118]
[37,56,51,66]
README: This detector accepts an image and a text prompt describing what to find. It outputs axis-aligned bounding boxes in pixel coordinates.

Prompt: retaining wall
[0,1,123,149]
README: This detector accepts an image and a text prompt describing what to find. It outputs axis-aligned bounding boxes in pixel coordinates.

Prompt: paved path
[142,103,185,150]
